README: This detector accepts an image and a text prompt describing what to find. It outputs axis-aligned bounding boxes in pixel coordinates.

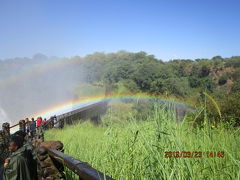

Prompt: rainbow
[0,58,78,89]
[33,93,195,119]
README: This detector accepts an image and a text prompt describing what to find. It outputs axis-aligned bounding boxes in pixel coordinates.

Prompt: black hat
[14,130,27,138]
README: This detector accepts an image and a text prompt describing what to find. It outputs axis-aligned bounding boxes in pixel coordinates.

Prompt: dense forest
[1,51,240,125]
[71,51,239,95]
[72,51,240,125]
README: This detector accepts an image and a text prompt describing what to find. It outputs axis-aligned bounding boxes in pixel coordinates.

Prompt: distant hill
[65,52,240,97]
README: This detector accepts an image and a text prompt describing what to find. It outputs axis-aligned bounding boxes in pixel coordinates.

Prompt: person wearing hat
[13,131,37,180]
[2,135,31,180]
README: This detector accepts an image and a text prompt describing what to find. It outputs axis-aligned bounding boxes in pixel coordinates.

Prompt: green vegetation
[74,83,104,98]
[73,52,239,96]
[1,51,240,124]
[43,52,240,179]
[68,52,240,125]
[2,52,239,179]
[218,75,228,85]
[45,103,240,180]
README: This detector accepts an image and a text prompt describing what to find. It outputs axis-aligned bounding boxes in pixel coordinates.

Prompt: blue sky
[0,0,239,61]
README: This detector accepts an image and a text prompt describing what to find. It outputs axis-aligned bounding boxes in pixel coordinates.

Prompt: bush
[132,100,155,120]
[231,80,240,92]
[221,92,240,125]
[218,75,228,85]
[232,68,240,81]
[225,56,240,68]
[200,65,210,77]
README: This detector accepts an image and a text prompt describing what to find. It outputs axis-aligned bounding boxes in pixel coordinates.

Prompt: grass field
[45,103,240,180]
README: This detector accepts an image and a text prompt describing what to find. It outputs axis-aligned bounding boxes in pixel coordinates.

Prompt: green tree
[231,80,240,92]
[225,56,240,68]
[221,92,240,125]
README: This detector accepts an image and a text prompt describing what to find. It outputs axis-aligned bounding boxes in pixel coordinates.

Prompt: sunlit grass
[45,105,240,180]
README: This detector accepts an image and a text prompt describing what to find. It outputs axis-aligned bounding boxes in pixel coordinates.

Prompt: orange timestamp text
[164,151,224,158]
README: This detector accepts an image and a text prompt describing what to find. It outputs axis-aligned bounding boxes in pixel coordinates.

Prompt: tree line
[69,51,240,125]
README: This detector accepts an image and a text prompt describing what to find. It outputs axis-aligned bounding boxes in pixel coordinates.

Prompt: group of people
[0,116,54,180]
[24,117,48,138]
[0,115,62,179]
[0,130,37,180]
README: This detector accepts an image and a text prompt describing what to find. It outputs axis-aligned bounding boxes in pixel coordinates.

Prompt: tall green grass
[45,105,240,180]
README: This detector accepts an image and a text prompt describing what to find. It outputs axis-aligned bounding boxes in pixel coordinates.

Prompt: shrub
[218,75,228,85]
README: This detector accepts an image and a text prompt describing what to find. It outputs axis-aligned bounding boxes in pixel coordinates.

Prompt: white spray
[0,106,10,128]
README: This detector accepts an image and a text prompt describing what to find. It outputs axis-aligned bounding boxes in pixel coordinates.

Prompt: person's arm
[3,156,31,180]
[3,158,18,180]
